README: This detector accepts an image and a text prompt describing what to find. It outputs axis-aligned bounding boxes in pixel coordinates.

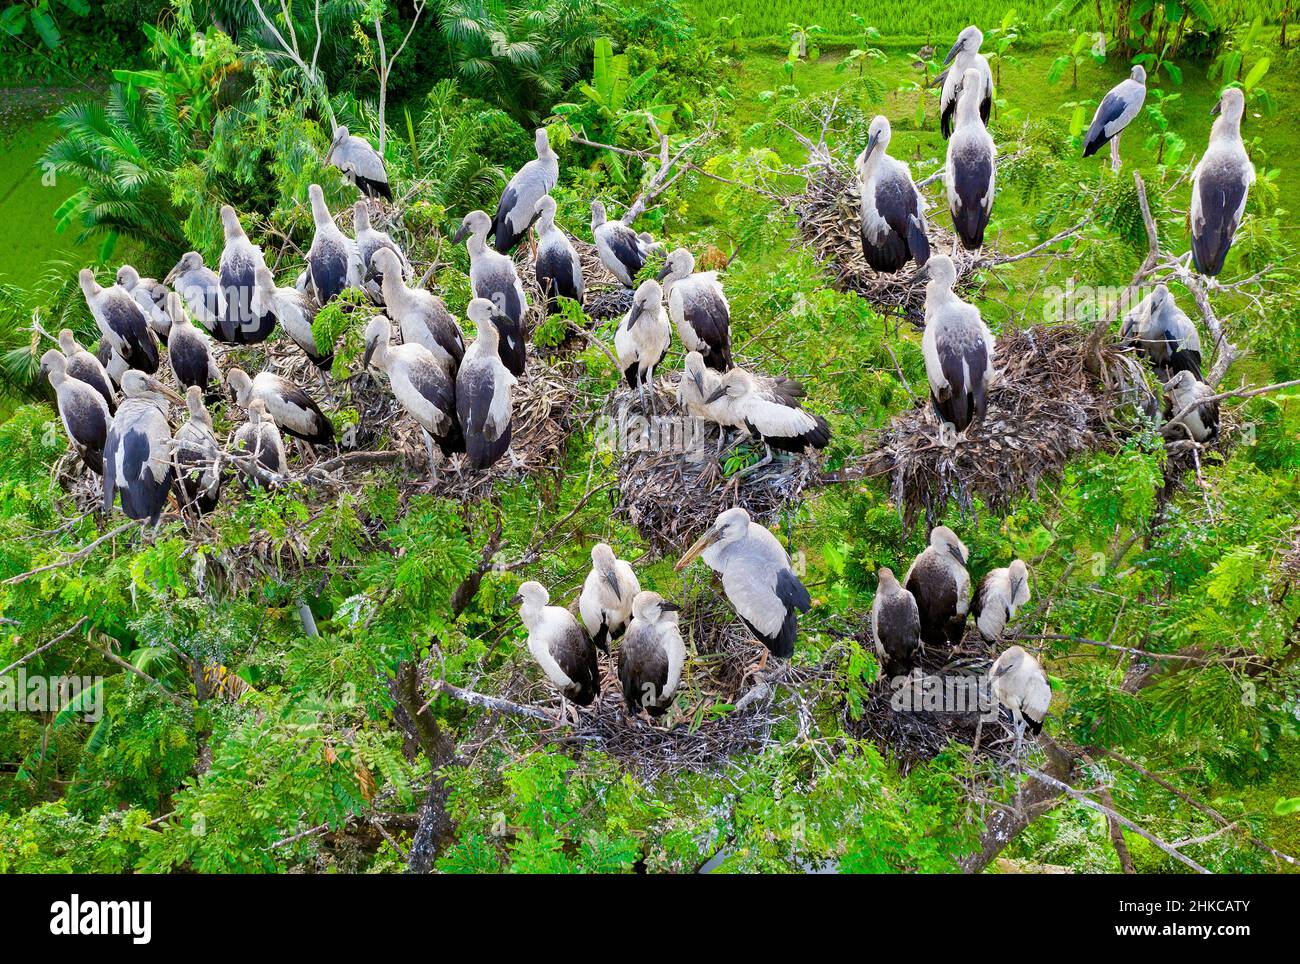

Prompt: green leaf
[31,7,61,48]
[1242,58,1270,92]
[1274,797,1300,816]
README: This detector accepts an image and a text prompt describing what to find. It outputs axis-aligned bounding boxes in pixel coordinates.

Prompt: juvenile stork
[855,115,931,274]
[79,269,159,374]
[164,252,224,334]
[904,526,971,648]
[42,349,110,475]
[252,266,329,368]
[989,645,1052,745]
[533,195,584,313]
[371,248,464,373]
[57,329,116,414]
[675,506,811,670]
[116,265,172,343]
[1083,65,1147,172]
[163,293,221,394]
[173,386,222,514]
[233,399,288,480]
[658,248,732,370]
[591,200,649,288]
[936,25,993,139]
[676,351,723,423]
[217,205,276,343]
[618,591,685,720]
[514,581,601,717]
[1191,87,1255,278]
[101,343,130,391]
[921,254,996,443]
[307,183,361,305]
[492,127,559,254]
[615,279,672,407]
[945,68,997,250]
[1163,371,1220,443]
[104,370,184,524]
[706,367,831,468]
[362,315,462,480]
[579,542,641,654]
[871,567,922,679]
[353,200,411,300]
[457,300,518,470]
[325,126,391,200]
[1120,283,1202,381]
[453,210,527,376]
[226,368,334,446]
[972,559,1031,642]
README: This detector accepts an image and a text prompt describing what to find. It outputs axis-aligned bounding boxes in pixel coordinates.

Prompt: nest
[855,324,1115,528]
[602,380,825,558]
[793,163,981,325]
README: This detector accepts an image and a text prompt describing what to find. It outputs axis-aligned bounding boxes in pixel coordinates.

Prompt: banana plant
[0,0,88,50]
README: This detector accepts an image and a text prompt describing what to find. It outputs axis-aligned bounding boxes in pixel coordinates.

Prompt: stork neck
[1211,113,1243,145]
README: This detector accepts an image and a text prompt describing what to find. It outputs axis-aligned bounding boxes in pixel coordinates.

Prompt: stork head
[705,367,752,404]
[225,367,253,408]
[1008,559,1030,599]
[656,247,695,283]
[930,525,968,566]
[353,200,372,233]
[361,315,393,370]
[451,209,491,245]
[533,194,557,229]
[591,542,623,596]
[876,566,901,592]
[590,199,607,229]
[1212,86,1245,122]
[1162,370,1197,394]
[307,184,332,227]
[626,279,662,329]
[58,329,78,355]
[325,126,348,165]
[859,116,892,171]
[466,297,501,343]
[920,253,957,291]
[78,268,100,299]
[681,351,708,397]
[944,25,983,64]
[41,349,66,383]
[510,580,549,613]
[534,127,552,157]
[246,397,269,425]
[1149,283,1171,313]
[165,252,203,286]
[163,291,188,328]
[185,384,211,424]
[632,590,680,624]
[219,205,244,241]
[121,369,183,404]
[1130,64,1147,84]
[675,506,751,571]
[370,247,402,282]
[115,264,141,290]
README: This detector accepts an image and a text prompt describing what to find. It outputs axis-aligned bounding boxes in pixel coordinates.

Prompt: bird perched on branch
[972,559,1030,642]
[1083,65,1147,172]
[615,279,672,407]
[116,265,173,344]
[233,398,288,481]
[1191,86,1255,278]
[855,115,931,274]
[871,567,922,678]
[252,266,329,369]
[42,349,110,475]
[533,195,584,314]
[173,386,222,514]
[164,252,224,335]
[658,248,732,370]
[515,581,601,717]
[454,209,527,376]
[705,367,831,473]
[227,368,334,446]
[217,205,276,343]
[945,69,996,250]
[936,25,993,139]
[163,293,221,395]
[104,370,183,524]
[579,542,641,654]
[618,591,685,720]
[492,128,559,254]
[1163,370,1220,443]
[676,507,811,672]
[1121,283,1202,382]
[79,268,159,374]
[353,200,411,301]
[457,299,518,470]
[307,184,362,306]
[56,329,115,414]
[904,526,971,648]
[921,254,996,444]
[591,200,649,288]
[326,126,391,201]
[989,645,1051,744]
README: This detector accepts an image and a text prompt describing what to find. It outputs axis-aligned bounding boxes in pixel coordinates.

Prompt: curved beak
[163,264,180,286]
[864,129,881,163]
[660,601,681,613]
[603,569,622,599]
[1210,100,1223,116]
[362,335,379,370]
[943,38,962,65]
[948,544,966,565]
[509,593,523,606]
[705,384,727,404]
[626,305,641,329]
[451,222,470,244]
[324,145,335,166]
[656,263,672,282]
[928,68,948,89]
[675,525,721,572]
[692,371,704,395]
[149,378,185,405]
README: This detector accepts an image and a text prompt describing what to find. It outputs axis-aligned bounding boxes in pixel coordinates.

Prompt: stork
[164,252,224,334]
[972,559,1030,642]
[1191,87,1255,278]
[904,526,971,648]
[675,507,811,672]
[705,366,831,471]
[217,205,276,343]
[116,265,172,343]
[921,254,996,443]
[514,580,601,718]
[854,115,931,273]
[353,200,411,301]
[590,200,649,288]
[56,329,115,414]
[173,386,222,514]
[371,248,464,373]
[42,349,110,475]
[936,25,993,139]
[657,248,732,370]
[1163,371,1220,443]
[1083,65,1147,172]
[1120,283,1202,381]
[79,268,159,374]
[492,128,559,254]
[104,370,184,524]
[618,591,685,720]
[578,542,641,654]
[533,195,584,313]
[362,315,462,482]
[615,279,671,410]
[306,183,361,305]
[989,645,1052,748]
[945,68,997,250]
[456,299,518,470]
[232,398,288,480]
[252,266,329,368]
[325,126,392,200]
[226,368,334,446]
[676,351,723,423]
[871,567,923,678]
[163,292,221,394]
[452,209,527,376]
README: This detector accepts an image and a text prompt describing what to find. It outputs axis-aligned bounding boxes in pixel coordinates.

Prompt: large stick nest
[602,378,825,558]
[793,163,982,325]
[853,324,1120,528]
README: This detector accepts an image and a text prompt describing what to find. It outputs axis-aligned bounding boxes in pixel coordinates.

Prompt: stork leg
[422,430,440,489]
[744,646,770,680]
[1110,133,1122,173]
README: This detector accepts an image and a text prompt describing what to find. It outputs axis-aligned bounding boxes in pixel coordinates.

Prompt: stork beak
[163,264,179,285]
[864,130,881,163]
[656,263,671,282]
[928,68,948,89]
[943,39,962,65]
[675,525,721,571]
[362,335,379,370]
[692,371,704,395]
[705,384,727,403]
[149,378,185,405]
[451,222,470,244]
[1210,100,1222,116]
[626,306,640,329]
[603,569,622,599]
[948,544,966,565]
[509,593,522,606]
[916,260,932,280]
[324,146,335,166]
[659,602,681,613]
